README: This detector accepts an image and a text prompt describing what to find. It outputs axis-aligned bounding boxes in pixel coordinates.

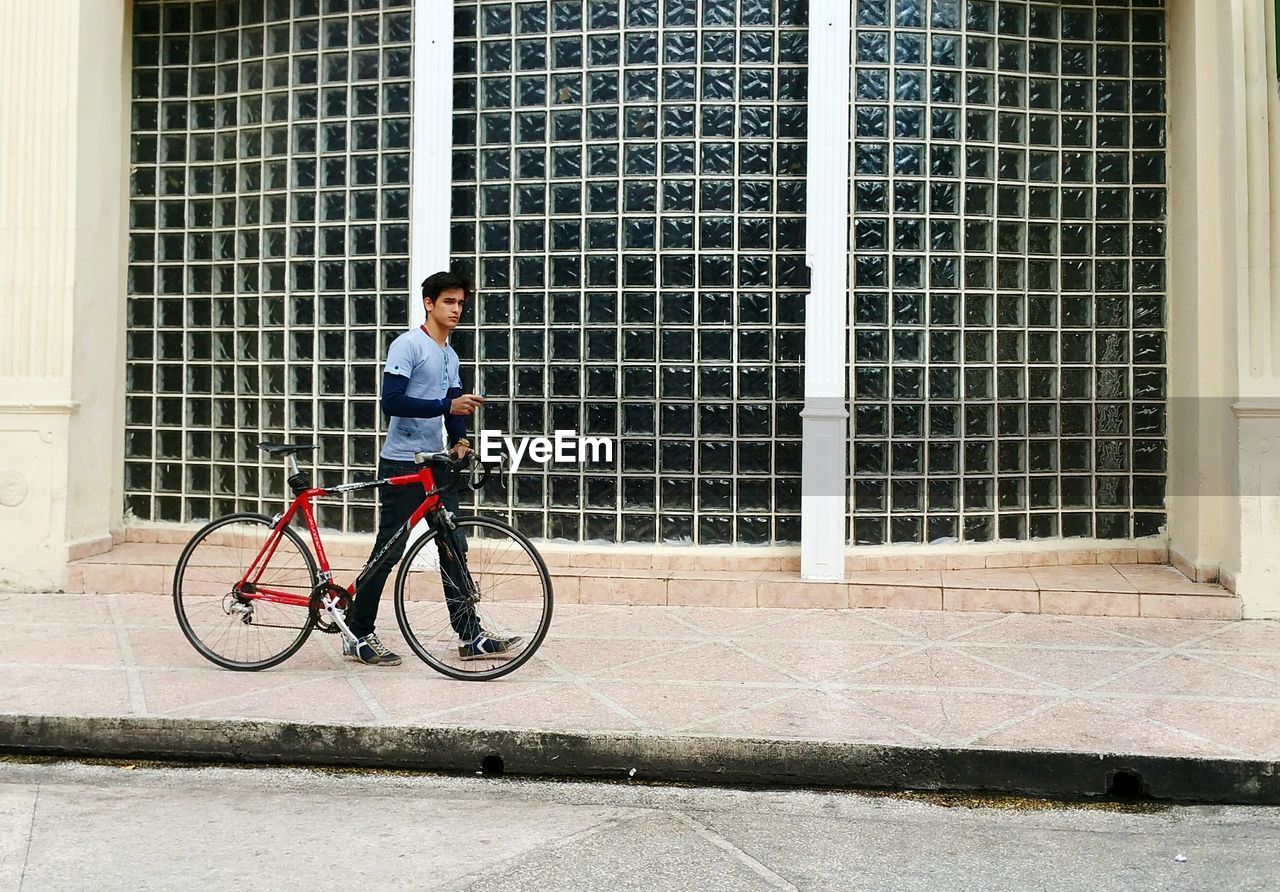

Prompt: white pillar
[0,0,127,589]
[1231,0,1280,617]
[800,0,852,580]
[409,0,455,326]
[1167,0,1280,617]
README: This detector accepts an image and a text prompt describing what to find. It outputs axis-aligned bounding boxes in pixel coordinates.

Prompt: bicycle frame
[236,462,446,609]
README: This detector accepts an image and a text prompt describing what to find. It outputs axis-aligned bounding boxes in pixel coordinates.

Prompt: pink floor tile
[1115,697,1280,758]
[142,670,373,723]
[588,681,774,733]
[840,646,1059,692]
[971,698,1225,757]
[0,665,132,716]
[1027,565,1137,593]
[844,570,943,587]
[362,676,553,724]
[140,668,335,714]
[697,689,918,744]
[1188,621,1280,653]
[950,613,1147,648]
[112,593,180,628]
[665,605,797,637]
[1096,654,1280,699]
[1040,590,1140,618]
[938,568,1039,591]
[125,626,243,670]
[5,592,114,625]
[739,609,919,643]
[1113,564,1226,595]
[0,625,123,668]
[596,643,798,685]
[1186,651,1280,685]
[534,636,693,677]
[436,682,641,733]
[550,605,700,641]
[842,689,1051,745]
[861,609,1007,641]
[1071,615,1231,648]
[958,645,1158,690]
[735,639,915,682]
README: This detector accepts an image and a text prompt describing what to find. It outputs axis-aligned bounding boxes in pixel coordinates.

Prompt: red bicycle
[172,443,553,680]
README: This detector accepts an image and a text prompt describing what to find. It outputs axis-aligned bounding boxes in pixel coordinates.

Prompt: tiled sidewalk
[3,592,1278,760]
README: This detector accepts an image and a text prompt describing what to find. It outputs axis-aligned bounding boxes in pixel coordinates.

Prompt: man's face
[424,287,466,331]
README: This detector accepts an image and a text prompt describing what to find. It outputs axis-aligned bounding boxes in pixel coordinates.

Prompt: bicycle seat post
[283,452,307,506]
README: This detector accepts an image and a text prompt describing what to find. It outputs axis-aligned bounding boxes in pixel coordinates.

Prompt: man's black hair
[422,270,474,302]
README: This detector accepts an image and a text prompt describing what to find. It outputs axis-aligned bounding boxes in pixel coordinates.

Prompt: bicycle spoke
[395,517,552,680]
[174,515,317,671]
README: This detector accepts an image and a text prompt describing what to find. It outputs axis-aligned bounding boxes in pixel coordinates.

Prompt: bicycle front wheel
[393,515,553,680]
[173,513,319,671]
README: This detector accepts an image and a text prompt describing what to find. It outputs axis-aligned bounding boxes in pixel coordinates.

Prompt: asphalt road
[0,759,1276,891]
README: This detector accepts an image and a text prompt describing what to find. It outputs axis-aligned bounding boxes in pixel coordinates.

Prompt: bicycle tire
[173,512,319,671]
[393,515,553,681]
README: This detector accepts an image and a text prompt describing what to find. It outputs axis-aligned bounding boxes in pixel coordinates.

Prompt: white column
[0,0,127,589]
[409,0,456,326]
[799,1,852,580]
[1169,0,1280,617]
[1231,0,1280,617]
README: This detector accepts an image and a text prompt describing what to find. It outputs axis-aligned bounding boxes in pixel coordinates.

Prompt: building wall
[0,0,1277,615]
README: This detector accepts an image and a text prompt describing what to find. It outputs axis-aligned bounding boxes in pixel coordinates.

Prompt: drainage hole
[1106,768,1149,800]
[481,754,505,777]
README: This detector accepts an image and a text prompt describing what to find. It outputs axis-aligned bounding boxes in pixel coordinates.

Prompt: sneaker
[458,632,523,661]
[344,632,402,666]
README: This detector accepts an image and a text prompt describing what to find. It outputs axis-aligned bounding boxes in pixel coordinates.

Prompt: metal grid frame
[125,0,414,533]
[848,0,1169,545]
[449,0,810,544]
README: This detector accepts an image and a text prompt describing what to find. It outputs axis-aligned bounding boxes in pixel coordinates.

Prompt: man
[344,270,511,666]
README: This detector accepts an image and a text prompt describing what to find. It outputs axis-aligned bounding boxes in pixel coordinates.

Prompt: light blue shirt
[380,328,461,461]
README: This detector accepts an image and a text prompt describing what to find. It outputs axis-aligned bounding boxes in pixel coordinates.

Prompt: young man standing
[344,271,505,666]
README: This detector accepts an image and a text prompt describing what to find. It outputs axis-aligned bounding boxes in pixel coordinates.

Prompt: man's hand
[449,394,485,415]
[451,441,472,459]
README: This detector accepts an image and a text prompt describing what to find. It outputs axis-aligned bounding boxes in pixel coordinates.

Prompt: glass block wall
[449,0,810,544]
[125,0,414,533]
[848,0,1168,545]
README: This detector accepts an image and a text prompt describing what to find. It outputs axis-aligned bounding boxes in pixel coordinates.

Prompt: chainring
[310,581,352,634]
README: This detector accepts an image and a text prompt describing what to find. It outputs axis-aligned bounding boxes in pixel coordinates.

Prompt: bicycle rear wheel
[393,515,553,680]
[173,513,319,671]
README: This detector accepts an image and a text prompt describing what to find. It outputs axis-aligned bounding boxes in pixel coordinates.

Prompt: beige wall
[1165,0,1240,581]
[0,0,127,588]
[67,0,130,548]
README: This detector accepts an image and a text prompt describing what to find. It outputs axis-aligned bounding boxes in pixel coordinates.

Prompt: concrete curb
[1,713,1276,804]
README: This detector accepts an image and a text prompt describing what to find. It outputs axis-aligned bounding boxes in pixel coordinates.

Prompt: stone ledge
[64,541,1240,619]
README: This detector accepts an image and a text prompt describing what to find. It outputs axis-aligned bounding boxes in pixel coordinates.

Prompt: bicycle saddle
[258,441,317,456]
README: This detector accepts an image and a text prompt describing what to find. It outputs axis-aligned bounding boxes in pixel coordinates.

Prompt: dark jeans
[347,457,481,642]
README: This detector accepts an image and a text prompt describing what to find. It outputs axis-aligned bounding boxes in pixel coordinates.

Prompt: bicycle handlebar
[413,450,494,493]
